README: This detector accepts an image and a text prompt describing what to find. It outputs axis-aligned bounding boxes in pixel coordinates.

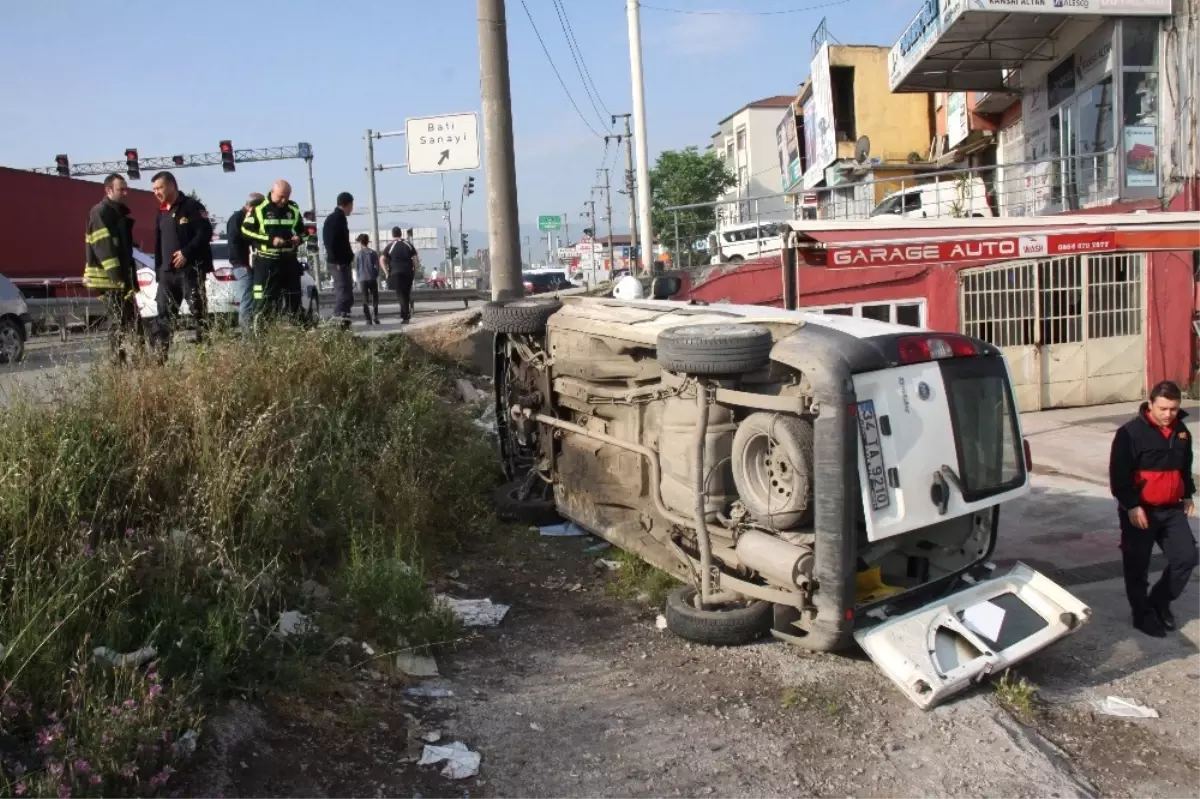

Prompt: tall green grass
[0,329,499,797]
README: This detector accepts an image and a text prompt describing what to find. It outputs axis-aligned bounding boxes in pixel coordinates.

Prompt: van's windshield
[942,357,1026,501]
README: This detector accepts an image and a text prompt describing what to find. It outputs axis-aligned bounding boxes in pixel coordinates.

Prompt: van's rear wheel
[664,586,772,646]
[657,323,772,376]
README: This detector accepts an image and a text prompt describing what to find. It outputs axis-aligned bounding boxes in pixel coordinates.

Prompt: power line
[553,0,612,121]
[519,0,603,139]
[641,0,851,15]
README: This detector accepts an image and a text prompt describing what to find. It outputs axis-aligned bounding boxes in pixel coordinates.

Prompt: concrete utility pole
[478,0,523,300]
[626,0,653,275]
[611,114,638,257]
[364,130,380,251]
[595,169,614,272]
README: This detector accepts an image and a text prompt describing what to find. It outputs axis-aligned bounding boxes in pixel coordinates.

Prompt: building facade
[710,96,796,226]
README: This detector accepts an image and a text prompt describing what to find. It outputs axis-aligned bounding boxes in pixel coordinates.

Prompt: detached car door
[855,562,1091,709]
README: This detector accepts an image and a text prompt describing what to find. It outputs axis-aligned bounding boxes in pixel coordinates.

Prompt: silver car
[0,272,30,364]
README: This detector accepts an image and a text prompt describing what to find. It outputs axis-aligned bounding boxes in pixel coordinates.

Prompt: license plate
[857,399,890,511]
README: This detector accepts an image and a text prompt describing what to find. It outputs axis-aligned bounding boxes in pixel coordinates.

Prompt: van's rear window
[942,356,1026,501]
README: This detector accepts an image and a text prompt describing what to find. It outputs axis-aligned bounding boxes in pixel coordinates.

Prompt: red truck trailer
[0,167,161,299]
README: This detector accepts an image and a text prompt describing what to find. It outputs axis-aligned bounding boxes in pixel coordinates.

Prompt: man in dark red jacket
[1109,380,1199,637]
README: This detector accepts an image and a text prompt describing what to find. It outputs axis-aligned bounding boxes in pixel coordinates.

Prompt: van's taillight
[213,267,237,282]
[897,334,978,363]
[1023,439,1033,471]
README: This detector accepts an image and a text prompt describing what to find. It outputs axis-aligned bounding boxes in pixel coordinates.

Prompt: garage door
[959,253,1145,412]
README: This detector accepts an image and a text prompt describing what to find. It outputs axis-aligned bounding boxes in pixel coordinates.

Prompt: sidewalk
[1020,400,1200,486]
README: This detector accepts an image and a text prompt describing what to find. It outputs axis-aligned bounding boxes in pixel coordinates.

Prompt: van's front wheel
[664,586,772,646]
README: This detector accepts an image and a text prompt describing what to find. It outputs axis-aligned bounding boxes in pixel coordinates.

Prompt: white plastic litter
[276,610,314,637]
[437,595,511,627]
[404,685,455,698]
[596,559,622,571]
[539,522,587,537]
[1093,696,1160,718]
[961,599,1006,642]
[93,646,157,668]
[419,741,481,779]
[395,653,440,677]
[655,614,668,631]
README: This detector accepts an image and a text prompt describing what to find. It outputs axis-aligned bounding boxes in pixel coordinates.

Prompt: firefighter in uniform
[84,173,142,363]
[150,171,213,359]
[240,180,305,325]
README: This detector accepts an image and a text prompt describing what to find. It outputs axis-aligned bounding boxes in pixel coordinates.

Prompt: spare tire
[481,299,562,334]
[657,324,773,376]
[494,479,561,526]
[731,412,814,530]
[664,585,772,646]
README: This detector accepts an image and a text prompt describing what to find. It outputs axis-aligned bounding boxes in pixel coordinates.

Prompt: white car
[134,242,319,325]
[0,272,31,364]
[870,175,994,219]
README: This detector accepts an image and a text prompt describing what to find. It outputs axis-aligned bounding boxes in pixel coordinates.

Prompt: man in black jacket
[150,171,213,357]
[84,173,142,363]
[228,192,264,332]
[322,192,355,328]
[1109,380,1199,638]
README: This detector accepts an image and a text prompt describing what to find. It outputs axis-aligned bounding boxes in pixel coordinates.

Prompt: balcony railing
[666,150,1123,267]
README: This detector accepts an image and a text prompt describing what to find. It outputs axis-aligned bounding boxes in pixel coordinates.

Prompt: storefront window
[1120,19,1160,191]
[1076,78,1115,198]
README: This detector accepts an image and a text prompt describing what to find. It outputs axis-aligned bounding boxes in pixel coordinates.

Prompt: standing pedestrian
[150,171,213,361]
[84,173,141,364]
[227,192,264,332]
[380,226,418,324]
[1109,380,1200,638]
[240,180,305,327]
[354,233,380,324]
[322,192,355,329]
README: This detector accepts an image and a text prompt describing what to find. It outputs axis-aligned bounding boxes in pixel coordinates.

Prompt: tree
[649,147,735,265]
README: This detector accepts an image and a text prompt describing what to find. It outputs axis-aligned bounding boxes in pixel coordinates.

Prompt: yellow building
[789,43,936,215]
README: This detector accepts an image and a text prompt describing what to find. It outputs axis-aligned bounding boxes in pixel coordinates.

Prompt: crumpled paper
[418,740,481,779]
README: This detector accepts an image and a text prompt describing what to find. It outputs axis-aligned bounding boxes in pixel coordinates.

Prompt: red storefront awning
[790,213,1200,269]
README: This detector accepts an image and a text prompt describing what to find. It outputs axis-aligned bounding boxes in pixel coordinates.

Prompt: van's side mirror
[651,276,682,299]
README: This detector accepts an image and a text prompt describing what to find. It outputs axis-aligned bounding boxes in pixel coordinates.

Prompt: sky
[0,0,914,258]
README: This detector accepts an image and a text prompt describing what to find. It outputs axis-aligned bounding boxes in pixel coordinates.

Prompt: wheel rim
[0,326,20,361]
[739,432,797,516]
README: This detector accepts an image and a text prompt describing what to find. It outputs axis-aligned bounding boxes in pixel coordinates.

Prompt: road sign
[538,215,563,231]
[405,113,480,174]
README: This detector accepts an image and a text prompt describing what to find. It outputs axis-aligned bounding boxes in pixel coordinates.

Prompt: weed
[994,670,1039,721]
[780,687,807,709]
[604,549,677,605]
[0,328,499,795]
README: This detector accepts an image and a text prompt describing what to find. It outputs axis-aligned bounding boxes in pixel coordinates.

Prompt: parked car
[0,272,31,364]
[870,176,994,219]
[483,295,1089,709]
[522,269,571,294]
[707,221,784,265]
[134,243,320,325]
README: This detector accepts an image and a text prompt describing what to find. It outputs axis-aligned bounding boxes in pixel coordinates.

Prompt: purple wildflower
[148,684,163,700]
[47,711,58,722]
[72,759,90,774]
[122,698,137,710]
[58,784,71,799]
[13,781,26,796]
[124,528,135,539]
[47,760,64,778]
[89,775,102,786]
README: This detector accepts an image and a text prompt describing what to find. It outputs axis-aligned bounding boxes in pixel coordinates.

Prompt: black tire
[494,479,561,526]
[0,318,25,365]
[657,323,773,375]
[728,255,745,265]
[731,412,814,530]
[664,585,772,646]
[481,299,562,334]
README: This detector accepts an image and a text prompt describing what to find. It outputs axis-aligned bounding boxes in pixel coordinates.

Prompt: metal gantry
[28,145,314,178]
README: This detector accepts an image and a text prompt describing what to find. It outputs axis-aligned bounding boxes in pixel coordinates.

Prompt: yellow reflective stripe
[99,257,120,269]
[87,228,112,244]
[252,286,264,299]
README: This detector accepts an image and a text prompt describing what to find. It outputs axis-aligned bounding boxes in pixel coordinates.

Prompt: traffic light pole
[305,156,322,285]
[30,144,313,177]
[441,175,456,285]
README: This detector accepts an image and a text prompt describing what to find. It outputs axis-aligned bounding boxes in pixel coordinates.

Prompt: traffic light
[461,233,468,253]
[304,215,318,252]
[448,246,458,261]
[583,227,594,237]
[54,154,70,177]
[465,176,475,197]
[219,140,235,172]
[302,210,315,223]
[172,155,185,167]
[124,148,140,180]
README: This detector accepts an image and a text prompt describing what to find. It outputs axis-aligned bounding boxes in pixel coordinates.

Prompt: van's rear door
[852,347,1030,542]
[855,562,1090,709]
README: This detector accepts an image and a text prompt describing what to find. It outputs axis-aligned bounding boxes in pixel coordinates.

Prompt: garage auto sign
[827,231,1116,267]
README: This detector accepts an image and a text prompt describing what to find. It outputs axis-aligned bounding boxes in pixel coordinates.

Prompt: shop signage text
[827,232,1116,267]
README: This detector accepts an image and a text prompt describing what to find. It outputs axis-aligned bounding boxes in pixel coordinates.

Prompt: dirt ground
[181,522,1200,799]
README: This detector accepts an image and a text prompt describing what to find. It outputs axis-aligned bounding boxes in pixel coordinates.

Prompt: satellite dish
[854,135,871,164]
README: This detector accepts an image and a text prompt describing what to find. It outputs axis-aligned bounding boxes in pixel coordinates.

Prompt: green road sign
[538,215,563,231]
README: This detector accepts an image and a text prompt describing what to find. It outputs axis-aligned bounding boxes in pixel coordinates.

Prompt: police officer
[240,180,305,325]
[151,171,213,359]
[84,173,141,363]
